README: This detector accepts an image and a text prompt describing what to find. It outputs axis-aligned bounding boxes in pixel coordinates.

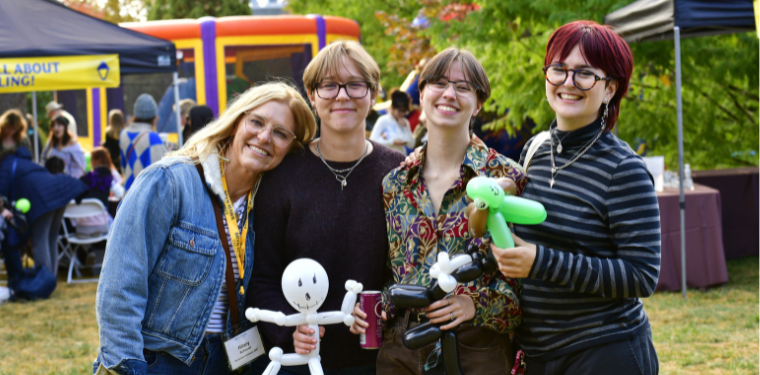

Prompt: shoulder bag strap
[125,131,150,163]
[194,161,240,326]
[523,131,551,171]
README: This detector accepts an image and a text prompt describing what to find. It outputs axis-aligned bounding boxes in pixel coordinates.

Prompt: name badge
[222,321,265,370]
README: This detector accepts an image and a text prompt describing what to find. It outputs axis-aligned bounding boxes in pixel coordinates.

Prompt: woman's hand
[490,233,537,278]
[1,208,13,221]
[349,303,387,335]
[424,295,476,331]
[293,324,325,354]
[400,147,423,167]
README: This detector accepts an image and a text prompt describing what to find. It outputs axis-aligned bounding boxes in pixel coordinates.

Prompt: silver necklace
[315,138,369,191]
[552,129,572,154]
[549,101,609,188]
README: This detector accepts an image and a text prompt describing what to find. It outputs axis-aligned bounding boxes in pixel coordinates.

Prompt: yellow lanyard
[219,159,257,295]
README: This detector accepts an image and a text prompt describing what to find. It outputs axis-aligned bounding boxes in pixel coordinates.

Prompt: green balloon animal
[465,176,547,249]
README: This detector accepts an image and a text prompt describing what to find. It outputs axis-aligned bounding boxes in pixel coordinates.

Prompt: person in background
[41,116,86,179]
[185,104,214,141]
[0,147,88,278]
[119,94,166,190]
[176,98,196,138]
[0,109,32,153]
[75,148,120,239]
[369,89,415,154]
[496,20,660,374]
[103,109,125,173]
[45,101,77,140]
[44,156,65,175]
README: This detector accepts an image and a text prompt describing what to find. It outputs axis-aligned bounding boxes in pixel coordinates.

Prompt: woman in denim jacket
[94,82,316,375]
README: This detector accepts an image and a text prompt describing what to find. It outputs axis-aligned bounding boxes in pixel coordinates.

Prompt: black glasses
[423,75,479,94]
[314,81,370,99]
[542,64,611,91]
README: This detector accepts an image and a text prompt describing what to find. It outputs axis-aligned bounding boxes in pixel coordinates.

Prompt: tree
[63,0,146,23]
[147,0,251,20]
[420,0,759,169]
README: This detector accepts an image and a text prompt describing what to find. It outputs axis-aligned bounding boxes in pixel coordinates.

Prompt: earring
[601,99,610,130]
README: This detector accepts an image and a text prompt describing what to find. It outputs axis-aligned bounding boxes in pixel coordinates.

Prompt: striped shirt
[514,118,661,361]
[205,195,246,333]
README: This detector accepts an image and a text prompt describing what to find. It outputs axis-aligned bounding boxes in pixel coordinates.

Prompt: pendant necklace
[549,123,605,188]
[315,138,369,191]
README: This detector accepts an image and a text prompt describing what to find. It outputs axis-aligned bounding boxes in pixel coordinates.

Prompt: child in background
[44,156,65,175]
[75,148,120,238]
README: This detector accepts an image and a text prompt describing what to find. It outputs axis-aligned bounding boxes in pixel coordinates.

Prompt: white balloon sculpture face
[282,258,329,313]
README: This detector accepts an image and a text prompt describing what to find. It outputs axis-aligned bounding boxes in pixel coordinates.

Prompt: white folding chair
[59,199,109,284]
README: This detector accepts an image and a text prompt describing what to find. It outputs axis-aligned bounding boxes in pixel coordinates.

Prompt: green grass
[0,257,757,374]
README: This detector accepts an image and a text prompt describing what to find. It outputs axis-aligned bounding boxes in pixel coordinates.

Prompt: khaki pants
[377,311,514,374]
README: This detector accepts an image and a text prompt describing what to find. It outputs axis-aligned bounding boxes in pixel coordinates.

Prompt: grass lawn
[0,257,757,374]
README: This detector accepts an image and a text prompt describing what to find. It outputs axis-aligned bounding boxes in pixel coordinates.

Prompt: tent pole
[674,26,686,300]
[32,91,39,163]
[173,72,183,148]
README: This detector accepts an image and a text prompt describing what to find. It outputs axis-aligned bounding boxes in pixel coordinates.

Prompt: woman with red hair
[491,20,660,374]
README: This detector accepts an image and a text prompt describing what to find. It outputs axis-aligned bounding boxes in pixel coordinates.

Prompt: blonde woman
[94,82,316,375]
[103,109,124,172]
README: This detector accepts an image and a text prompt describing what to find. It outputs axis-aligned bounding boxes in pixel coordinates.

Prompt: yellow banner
[755,1,759,38]
[0,54,120,93]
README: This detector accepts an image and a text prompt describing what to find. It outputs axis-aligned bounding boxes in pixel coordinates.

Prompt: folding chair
[58,199,109,284]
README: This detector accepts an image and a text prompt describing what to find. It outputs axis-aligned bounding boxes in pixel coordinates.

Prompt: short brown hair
[0,109,27,143]
[303,41,381,95]
[419,47,491,104]
[90,146,115,169]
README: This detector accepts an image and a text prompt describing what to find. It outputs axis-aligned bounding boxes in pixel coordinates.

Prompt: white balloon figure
[245,258,363,375]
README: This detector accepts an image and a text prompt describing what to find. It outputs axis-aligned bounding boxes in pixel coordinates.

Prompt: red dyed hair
[545,20,633,130]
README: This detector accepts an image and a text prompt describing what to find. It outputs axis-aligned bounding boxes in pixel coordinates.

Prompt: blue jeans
[93,334,230,375]
[248,355,376,375]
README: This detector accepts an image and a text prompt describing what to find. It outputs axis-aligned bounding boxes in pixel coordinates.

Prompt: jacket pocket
[156,224,217,286]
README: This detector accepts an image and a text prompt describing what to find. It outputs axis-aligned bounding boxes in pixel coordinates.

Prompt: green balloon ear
[465,176,505,209]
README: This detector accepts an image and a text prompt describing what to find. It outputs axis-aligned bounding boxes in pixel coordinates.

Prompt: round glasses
[542,64,611,91]
[244,111,297,148]
[424,75,479,95]
[314,81,370,99]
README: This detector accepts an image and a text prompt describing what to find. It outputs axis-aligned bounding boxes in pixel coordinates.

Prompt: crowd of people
[0,88,216,301]
[0,19,661,375]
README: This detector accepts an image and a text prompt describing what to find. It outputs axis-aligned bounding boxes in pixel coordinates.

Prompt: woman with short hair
[493,20,660,374]
[94,82,316,375]
[248,40,405,374]
[41,115,86,178]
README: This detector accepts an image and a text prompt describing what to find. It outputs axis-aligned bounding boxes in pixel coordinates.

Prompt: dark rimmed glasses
[542,64,612,91]
[243,111,297,148]
[314,81,371,99]
[423,75,479,94]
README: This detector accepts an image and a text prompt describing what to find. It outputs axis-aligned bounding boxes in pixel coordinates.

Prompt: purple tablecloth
[693,167,759,259]
[656,184,728,291]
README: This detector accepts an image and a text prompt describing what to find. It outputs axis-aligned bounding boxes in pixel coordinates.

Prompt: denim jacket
[94,154,254,375]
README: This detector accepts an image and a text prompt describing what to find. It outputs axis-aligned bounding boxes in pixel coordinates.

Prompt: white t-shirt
[369,113,414,154]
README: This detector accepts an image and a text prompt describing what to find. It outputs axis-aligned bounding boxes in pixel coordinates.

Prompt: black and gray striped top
[514,118,661,361]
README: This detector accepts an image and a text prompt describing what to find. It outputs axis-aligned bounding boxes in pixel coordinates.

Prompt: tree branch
[724,87,757,126]
[697,88,743,124]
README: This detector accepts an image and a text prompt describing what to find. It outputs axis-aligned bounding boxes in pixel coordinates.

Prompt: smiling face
[308,56,376,135]
[227,100,296,175]
[420,61,482,132]
[546,44,617,131]
[282,258,330,313]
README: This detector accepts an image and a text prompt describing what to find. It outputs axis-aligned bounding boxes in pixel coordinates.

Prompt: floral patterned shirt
[381,135,528,333]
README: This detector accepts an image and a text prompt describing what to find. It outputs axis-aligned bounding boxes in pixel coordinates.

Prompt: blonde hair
[106,109,124,139]
[177,98,196,117]
[303,40,381,96]
[168,82,316,161]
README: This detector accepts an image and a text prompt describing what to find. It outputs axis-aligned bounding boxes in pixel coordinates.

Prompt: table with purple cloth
[692,167,759,259]
[655,184,728,291]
